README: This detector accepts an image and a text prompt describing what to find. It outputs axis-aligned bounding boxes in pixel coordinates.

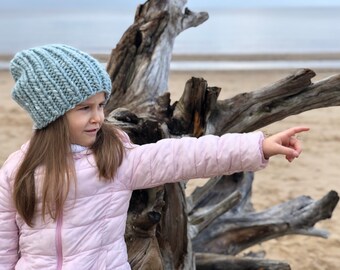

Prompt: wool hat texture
[10,44,112,129]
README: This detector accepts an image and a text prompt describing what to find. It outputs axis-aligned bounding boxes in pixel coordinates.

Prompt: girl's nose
[90,109,103,123]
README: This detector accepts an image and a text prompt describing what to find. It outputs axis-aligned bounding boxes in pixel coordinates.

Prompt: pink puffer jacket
[0,132,267,269]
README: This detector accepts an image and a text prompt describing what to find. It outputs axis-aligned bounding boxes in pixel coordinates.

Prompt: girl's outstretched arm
[262,126,310,162]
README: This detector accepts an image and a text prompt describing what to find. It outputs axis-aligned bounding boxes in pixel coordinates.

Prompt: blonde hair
[13,116,125,227]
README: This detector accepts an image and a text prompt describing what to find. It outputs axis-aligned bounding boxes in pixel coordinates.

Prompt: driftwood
[104,0,339,269]
[195,253,291,270]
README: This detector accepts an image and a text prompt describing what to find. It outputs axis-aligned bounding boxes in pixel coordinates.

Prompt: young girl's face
[66,92,106,147]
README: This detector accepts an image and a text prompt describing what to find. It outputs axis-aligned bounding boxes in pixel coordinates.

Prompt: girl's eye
[99,103,105,108]
[79,106,89,110]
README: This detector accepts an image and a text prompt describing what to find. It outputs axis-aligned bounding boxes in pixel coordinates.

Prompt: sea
[1,1,340,71]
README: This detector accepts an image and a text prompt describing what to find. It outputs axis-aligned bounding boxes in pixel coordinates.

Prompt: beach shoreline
[2,52,340,63]
[1,61,340,269]
[4,53,340,73]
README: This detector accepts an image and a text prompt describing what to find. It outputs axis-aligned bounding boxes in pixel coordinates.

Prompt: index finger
[284,126,310,137]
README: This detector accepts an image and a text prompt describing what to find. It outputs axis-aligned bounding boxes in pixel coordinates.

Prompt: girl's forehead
[79,92,106,105]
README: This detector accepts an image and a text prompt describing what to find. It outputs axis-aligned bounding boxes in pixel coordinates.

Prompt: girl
[0,44,309,269]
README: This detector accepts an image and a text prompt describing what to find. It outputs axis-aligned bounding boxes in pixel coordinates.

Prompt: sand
[1,61,340,269]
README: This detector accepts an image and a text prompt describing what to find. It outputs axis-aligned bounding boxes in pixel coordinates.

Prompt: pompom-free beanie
[10,44,112,129]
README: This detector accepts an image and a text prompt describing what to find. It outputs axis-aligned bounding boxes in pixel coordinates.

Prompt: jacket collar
[71,144,92,159]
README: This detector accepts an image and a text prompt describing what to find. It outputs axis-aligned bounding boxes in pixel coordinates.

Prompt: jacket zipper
[56,213,63,270]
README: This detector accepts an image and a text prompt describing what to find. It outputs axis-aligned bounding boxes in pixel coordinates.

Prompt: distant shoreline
[3,53,340,72]
[2,52,340,62]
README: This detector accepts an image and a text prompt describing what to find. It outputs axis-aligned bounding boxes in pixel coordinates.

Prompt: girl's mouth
[85,129,98,135]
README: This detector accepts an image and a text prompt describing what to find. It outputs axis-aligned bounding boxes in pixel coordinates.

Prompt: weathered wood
[104,0,340,269]
[105,0,208,116]
[186,176,222,213]
[206,69,340,134]
[192,190,339,255]
[125,186,161,269]
[188,190,241,238]
[169,77,221,137]
[106,2,208,268]
[188,173,256,213]
[195,253,291,270]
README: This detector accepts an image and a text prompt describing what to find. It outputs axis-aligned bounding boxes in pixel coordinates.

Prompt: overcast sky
[2,0,340,12]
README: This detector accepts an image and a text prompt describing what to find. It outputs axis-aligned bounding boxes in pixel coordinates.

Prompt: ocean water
[178,7,340,55]
[1,5,340,70]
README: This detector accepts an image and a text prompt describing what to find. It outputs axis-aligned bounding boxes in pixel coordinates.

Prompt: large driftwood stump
[104,0,339,269]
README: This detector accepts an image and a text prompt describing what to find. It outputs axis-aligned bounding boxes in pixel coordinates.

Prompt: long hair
[13,116,125,227]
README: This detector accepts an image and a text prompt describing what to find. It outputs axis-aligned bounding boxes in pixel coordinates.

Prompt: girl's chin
[71,139,96,148]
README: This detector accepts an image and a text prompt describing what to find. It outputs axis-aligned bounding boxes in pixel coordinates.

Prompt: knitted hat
[10,44,112,129]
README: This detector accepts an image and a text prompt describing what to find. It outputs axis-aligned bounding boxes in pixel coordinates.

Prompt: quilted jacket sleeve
[0,162,19,269]
[119,131,268,190]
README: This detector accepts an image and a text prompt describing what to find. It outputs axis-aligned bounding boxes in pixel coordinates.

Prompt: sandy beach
[1,55,340,269]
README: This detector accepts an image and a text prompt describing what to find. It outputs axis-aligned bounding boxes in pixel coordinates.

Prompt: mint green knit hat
[10,44,112,129]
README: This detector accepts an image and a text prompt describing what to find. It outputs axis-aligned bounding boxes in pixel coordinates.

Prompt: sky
[2,0,340,12]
